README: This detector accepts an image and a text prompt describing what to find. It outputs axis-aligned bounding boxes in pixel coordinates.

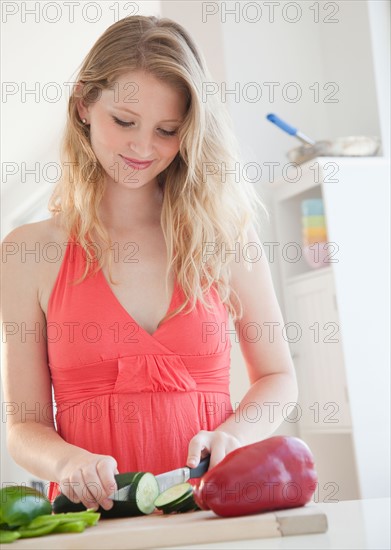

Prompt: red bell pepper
[192,436,318,517]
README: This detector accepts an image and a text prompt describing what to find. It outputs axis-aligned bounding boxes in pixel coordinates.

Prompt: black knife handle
[189,455,210,478]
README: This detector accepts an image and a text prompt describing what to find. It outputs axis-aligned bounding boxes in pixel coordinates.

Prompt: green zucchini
[0,486,52,528]
[154,483,198,514]
[53,472,159,518]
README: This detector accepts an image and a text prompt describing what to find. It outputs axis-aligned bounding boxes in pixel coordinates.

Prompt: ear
[74,81,90,122]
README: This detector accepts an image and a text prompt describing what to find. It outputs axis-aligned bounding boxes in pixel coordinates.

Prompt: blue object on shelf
[266,113,316,146]
[266,113,298,136]
[301,199,324,216]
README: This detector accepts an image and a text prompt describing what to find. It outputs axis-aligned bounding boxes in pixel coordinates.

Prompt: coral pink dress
[46,239,233,503]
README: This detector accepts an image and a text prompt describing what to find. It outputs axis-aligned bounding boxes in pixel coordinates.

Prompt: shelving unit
[263,156,390,502]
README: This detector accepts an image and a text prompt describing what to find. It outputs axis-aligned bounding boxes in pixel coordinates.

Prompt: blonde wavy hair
[48,15,268,324]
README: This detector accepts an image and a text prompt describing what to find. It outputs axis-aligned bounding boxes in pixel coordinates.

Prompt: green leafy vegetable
[0,485,52,528]
[0,486,100,544]
[0,530,21,544]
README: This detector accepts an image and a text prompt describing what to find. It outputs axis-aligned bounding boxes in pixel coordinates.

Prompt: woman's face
[78,70,187,189]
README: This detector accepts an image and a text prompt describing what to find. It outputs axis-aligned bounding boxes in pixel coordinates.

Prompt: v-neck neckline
[98,269,178,339]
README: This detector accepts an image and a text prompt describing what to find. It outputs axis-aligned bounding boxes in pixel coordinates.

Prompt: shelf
[273,183,328,280]
[261,156,387,200]
[286,266,333,286]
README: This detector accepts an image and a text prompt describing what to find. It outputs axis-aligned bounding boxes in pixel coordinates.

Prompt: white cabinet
[262,156,390,501]
[285,268,352,433]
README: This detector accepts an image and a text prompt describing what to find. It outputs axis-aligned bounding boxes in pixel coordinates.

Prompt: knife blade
[110,456,210,501]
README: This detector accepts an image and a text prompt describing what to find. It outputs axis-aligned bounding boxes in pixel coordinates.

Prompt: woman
[1,15,298,512]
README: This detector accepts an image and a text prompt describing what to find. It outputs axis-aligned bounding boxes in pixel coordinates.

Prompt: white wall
[367,0,391,157]
[1,1,162,236]
[317,0,381,141]
[160,0,227,83]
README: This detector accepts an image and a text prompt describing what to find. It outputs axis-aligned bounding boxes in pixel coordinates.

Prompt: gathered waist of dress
[50,349,231,408]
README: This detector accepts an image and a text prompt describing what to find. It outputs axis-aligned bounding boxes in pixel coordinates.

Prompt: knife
[110,456,210,501]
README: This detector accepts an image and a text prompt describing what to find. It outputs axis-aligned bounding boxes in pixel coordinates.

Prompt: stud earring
[82,118,87,124]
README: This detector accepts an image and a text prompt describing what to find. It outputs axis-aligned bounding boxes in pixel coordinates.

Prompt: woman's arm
[1,224,118,510]
[187,223,298,468]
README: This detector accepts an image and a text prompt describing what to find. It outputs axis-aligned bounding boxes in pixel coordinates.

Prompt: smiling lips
[121,155,154,170]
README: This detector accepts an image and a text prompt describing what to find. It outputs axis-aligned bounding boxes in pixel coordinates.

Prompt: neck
[98,178,164,235]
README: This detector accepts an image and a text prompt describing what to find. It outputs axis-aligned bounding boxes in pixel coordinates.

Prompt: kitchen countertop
[160,498,390,550]
[2,498,389,549]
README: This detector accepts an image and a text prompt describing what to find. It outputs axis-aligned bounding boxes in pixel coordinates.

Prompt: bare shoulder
[1,216,68,315]
[1,215,69,271]
[2,215,66,249]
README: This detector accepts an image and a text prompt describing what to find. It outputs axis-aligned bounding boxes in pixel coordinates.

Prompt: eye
[112,116,134,127]
[158,128,177,137]
[112,116,177,136]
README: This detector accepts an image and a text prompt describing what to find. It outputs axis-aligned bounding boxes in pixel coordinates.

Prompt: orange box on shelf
[302,227,328,241]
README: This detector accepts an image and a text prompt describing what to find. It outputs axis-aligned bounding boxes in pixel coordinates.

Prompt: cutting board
[2,504,327,549]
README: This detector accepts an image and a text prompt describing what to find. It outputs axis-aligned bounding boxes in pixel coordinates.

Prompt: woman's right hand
[58,453,119,511]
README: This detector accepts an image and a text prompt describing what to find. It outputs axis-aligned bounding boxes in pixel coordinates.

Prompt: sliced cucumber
[154,483,197,514]
[163,498,198,515]
[155,483,193,509]
[134,473,160,515]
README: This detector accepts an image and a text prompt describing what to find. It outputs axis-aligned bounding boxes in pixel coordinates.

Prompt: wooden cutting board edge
[1,504,328,549]
[275,505,329,536]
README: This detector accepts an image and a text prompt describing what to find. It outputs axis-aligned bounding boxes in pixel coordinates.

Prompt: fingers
[187,430,242,470]
[59,475,82,504]
[95,460,118,510]
[80,466,103,510]
[187,431,210,468]
[59,455,118,511]
[209,442,226,470]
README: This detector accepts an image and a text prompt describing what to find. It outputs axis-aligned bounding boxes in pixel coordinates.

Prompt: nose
[128,128,154,160]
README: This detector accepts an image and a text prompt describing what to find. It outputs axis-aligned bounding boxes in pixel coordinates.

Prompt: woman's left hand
[186,429,242,470]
